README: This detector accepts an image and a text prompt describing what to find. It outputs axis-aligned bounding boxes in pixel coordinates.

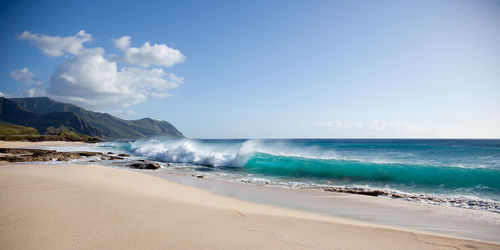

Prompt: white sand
[0,141,89,148]
[1,162,497,250]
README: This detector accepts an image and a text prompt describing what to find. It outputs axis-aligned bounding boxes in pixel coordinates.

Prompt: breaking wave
[124,138,500,212]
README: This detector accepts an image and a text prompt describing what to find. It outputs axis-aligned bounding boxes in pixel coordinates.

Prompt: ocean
[100,138,500,213]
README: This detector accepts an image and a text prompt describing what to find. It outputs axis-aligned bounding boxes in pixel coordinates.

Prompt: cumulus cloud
[17,30,92,57]
[47,49,183,109]
[9,67,43,86]
[112,35,185,67]
[313,119,420,131]
[14,30,185,110]
[113,36,131,50]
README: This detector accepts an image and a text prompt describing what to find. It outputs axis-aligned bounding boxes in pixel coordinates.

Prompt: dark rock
[0,148,34,154]
[390,193,405,198]
[129,163,142,168]
[128,162,161,170]
[0,147,164,172]
[107,152,114,155]
[76,151,104,157]
[100,155,124,160]
[323,187,386,197]
[144,163,161,169]
[118,153,130,157]
[0,148,104,162]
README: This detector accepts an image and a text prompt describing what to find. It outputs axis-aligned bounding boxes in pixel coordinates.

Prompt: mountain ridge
[0,97,183,139]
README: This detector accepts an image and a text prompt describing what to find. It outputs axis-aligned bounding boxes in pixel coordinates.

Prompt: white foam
[129,138,345,167]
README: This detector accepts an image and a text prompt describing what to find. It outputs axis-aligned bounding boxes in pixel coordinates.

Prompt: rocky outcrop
[0,148,163,171]
[0,148,121,162]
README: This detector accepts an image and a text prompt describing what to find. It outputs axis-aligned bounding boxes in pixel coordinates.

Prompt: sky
[1,0,499,138]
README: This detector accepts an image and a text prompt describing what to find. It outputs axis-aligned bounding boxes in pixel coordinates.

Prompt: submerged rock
[323,187,386,197]
[102,155,124,160]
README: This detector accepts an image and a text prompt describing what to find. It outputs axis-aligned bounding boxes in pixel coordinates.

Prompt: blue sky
[1,0,499,138]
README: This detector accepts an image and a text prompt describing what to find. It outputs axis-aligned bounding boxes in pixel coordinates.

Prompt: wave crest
[131,138,251,167]
[130,138,343,167]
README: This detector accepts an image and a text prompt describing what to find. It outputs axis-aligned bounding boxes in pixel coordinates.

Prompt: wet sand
[157,171,500,243]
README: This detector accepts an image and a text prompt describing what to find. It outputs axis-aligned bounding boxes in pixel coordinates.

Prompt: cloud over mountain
[9,67,42,86]
[12,30,184,111]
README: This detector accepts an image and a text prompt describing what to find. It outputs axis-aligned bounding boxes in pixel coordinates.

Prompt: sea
[89,138,500,213]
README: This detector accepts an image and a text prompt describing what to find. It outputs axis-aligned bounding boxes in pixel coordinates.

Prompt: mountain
[0,97,102,137]
[0,97,183,139]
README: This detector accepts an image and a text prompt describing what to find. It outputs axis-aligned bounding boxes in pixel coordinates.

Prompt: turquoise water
[245,152,500,196]
[102,138,500,212]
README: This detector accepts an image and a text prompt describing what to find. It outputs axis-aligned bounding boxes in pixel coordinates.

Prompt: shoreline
[1,162,499,249]
[151,170,500,243]
[1,141,499,249]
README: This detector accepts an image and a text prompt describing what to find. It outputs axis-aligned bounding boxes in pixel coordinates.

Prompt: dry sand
[1,162,498,250]
[0,141,89,148]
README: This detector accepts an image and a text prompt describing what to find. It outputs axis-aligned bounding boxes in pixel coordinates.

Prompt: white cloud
[17,30,92,57]
[47,49,183,109]
[9,67,43,86]
[25,88,41,97]
[14,30,185,110]
[112,36,185,67]
[313,119,420,131]
[113,36,131,50]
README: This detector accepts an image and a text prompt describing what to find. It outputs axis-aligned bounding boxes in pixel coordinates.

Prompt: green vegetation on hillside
[0,124,101,143]
[0,124,39,136]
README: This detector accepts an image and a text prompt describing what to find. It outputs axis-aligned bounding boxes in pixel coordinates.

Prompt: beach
[3,0,499,248]
[1,143,499,249]
[0,140,88,148]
